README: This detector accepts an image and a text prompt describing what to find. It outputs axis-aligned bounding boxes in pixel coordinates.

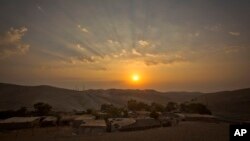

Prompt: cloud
[228,32,240,36]
[0,27,30,58]
[144,55,187,66]
[132,49,141,56]
[204,24,222,31]
[107,40,120,46]
[69,56,97,64]
[74,44,86,52]
[138,40,149,47]
[77,25,89,33]
[145,53,157,57]
[37,5,45,13]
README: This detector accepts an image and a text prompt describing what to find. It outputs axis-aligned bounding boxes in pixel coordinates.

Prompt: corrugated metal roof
[0,117,40,123]
[80,120,106,127]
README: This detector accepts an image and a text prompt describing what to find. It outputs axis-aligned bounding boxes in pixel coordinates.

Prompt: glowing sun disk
[132,74,140,82]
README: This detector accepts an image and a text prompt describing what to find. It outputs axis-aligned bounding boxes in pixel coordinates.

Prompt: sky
[0,0,250,92]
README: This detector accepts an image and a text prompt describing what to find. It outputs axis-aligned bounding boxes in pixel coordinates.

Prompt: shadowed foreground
[0,122,229,141]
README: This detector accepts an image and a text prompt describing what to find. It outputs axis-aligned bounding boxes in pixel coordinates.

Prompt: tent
[0,117,41,130]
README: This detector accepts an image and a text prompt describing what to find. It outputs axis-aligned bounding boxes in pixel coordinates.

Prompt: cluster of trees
[96,100,211,119]
[0,100,211,119]
[100,104,128,118]
[0,102,52,119]
[127,100,177,112]
[127,99,211,115]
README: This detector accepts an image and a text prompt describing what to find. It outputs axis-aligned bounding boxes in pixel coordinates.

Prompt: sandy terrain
[0,121,229,141]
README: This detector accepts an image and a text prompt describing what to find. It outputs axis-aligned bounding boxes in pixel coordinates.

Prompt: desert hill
[0,83,174,111]
[0,83,250,121]
[194,88,250,121]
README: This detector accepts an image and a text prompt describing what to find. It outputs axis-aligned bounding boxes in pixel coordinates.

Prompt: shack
[184,114,218,122]
[107,118,136,132]
[41,116,57,127]
[72,114,96,128]
[78,119,107,134]
[59,115,76,126]
[0,117,41,130]
[119,118,161,131]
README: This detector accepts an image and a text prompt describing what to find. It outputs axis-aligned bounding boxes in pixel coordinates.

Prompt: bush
[100,104,126,118]
[165,102,178,112]
[127,99,150,111]
[150,111,160,119]
[34,102,52,116]
[150,102,164,112]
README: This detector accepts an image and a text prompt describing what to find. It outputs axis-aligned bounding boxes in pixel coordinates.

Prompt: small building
[107,118,136,132]
[40,116,57,127]
[59,115,76,126]
[59,114,96,127]
[184,114,218,122]
[158,116,172,127]
[119,118,161,131]
[0,117,41,130]
[95,112,108,119]
[135,111,151,118]
[78,119,107,134]
[72,114,96,128]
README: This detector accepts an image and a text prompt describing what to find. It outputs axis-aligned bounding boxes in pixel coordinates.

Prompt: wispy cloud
[0,27,30,58]
[77,25,89,33]
[144,55,187,66]
[37,5,45,13]
[132,49,141,56]
[138,40,149,47]
[228,32,240,36]
[107,40,120,46]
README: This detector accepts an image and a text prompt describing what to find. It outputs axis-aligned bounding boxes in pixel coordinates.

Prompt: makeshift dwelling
[107,118,136,132]
[59,114,95,126]
[41,116,57,127]
[135,111,151,118]
[77,119,107,134]
[119,118,161,131]
[158,116,172,127]
[59,115,75,126]
[159,113,182,126]
[95,112,108,119]
[175,113,186,121]
[72,114,96,128]
[184,114,218,122]
[0,117,41,130]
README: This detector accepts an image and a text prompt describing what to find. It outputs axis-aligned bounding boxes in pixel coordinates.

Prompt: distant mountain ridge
[0,83,250,121]
[0,83,172,111]
[195,88,250,121]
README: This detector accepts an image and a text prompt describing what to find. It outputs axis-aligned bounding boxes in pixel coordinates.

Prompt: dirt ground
[0,121,229,141]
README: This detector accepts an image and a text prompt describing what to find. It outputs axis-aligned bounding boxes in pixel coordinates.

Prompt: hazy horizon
[0,0,250,92]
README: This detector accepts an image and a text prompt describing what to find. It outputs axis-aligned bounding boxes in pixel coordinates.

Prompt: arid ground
[0,121,229,141]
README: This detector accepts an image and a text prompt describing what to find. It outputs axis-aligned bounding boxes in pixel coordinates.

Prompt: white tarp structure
[41,116,57,127]
[0,117,41,130]
[78,119,107,134]
[108,118,136,132]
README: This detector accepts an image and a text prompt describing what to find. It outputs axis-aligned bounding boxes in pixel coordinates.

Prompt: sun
[132,74,140,82]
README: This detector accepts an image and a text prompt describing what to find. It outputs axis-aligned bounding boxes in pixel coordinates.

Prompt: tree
[33,102,52,116]
[16,107,28,116]
[150,102,164,112]
[150,111,160,119]
[101,104,114,112]
[165,102,178,112]
[127,99,150,111]
[86,108,94,114]
[100,104,125,118]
